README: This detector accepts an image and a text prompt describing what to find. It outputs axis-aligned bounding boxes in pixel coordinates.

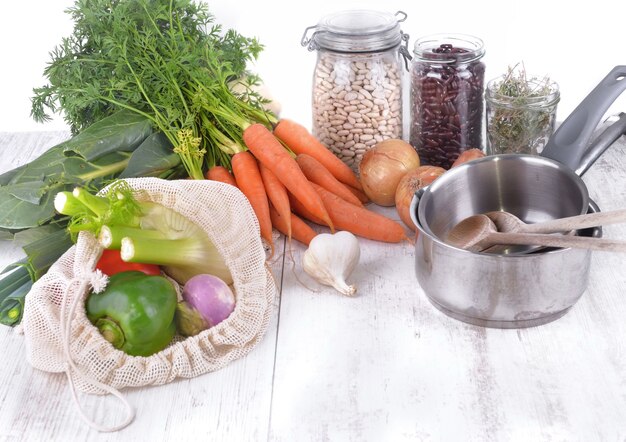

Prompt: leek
[0,265,32,326]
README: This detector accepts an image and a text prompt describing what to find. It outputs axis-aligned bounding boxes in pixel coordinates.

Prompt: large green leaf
[0,164,26,186]
[64,151,133,184]
[0,185,63,230]
[120,132,181,178]
[6,146,66,185]
[23,228,72,280]
[6,181,47,204]
[62,110,153,161]
[13,224,64,247]
[3,110,152,186]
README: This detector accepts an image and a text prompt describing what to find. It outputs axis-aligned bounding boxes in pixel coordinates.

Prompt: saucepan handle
[409,187,426,229]
[542,66,626,172]
[575,112,626,176]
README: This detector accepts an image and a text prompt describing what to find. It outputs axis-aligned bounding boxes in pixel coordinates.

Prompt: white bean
[312,52,403,172]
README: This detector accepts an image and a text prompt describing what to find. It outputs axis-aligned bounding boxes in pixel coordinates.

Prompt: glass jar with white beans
[301,10,410,172]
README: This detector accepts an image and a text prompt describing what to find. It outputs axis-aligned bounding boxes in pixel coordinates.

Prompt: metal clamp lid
[301,10,409,54]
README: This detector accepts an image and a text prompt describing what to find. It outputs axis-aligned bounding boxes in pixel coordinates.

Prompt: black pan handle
[542,66,626,172]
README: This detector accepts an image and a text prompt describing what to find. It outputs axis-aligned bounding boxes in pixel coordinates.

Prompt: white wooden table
[1,130,625,442]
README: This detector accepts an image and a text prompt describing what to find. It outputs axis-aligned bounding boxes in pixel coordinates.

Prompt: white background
[2,0,625,133]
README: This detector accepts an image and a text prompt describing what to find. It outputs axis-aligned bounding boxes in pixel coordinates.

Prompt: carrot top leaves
[30,0,276,177]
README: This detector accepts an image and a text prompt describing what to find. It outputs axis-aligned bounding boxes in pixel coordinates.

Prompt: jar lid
[302,10,407,53]
[413,34,485,63]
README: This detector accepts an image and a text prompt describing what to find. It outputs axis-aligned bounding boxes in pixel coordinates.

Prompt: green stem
[95,317,126,349]
[54,191,93,217]
[121,236,198,266]
[99,225,167,249]
[72,188,109,216]
[75,152,134,182]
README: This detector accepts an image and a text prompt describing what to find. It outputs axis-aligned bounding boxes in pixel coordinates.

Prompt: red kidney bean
[409,44,485,169]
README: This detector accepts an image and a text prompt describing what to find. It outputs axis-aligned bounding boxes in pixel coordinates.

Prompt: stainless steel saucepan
[409,66,626,328]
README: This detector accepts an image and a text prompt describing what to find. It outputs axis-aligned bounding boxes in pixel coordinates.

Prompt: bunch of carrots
[205,118,409,253]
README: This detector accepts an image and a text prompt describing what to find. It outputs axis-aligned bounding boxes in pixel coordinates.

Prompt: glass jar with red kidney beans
[409,34,486,169]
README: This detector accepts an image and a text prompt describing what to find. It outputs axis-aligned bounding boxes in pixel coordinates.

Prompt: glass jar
[302,10,410,172]
[409,34,485,169]
[485,75,560,155]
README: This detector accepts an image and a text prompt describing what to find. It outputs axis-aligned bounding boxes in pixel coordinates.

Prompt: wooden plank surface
[268,133,626,441]
[0,130,625,441]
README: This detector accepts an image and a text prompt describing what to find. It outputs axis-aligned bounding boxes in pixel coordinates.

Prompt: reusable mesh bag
[21,178,276,431]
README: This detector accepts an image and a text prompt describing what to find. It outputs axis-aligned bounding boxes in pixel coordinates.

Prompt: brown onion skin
[395,166,445,231]
[359,140,421,207]
[451,148,485,168]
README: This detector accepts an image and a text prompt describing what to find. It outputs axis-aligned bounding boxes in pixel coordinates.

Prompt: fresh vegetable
[206,166,238,187]
[451,149,485,168]
[0,264,33,326]
[231,151,273,253]
[0,111,153,231]
[86,271,178,356]
[0,111,188,327]
[359,139,421,207]
[96,249,161,277]
[302,231,360,296]
[395,166,446,231]
[345,185,370,204]
[31,0,275,178]
[269,205,317,246]
[296,154,363,207]
[243,124,335,232]
[273,119,363,191]
[311,184,408,243]
[288,194,326,226]
[55,181,232,285]
[176,274,235,337]
[259,163,291,240]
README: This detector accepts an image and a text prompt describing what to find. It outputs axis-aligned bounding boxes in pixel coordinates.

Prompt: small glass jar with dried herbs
[485,69,560,156]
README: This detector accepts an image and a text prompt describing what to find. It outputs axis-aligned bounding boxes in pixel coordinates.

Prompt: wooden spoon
[485,208,626,234]
[446,214,626,253]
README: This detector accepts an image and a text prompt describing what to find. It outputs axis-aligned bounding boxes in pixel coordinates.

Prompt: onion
[359,139,421,206]
[451,148,485,168]
[176,274,236,336]
[395,166,445,231]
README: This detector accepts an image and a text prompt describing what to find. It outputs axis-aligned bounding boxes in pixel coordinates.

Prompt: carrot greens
[31,0,276,178]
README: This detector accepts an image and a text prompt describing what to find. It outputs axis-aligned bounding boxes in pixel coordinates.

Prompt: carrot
[269,204,317,246]
[273,119,363,191]
[296,154,363,207]
[243,124,334,232]
[230,151,273,254]
[311,183,408,243]
[259,163,291,240]
[346,184,370,204]
[205,165,237,187]
[288,193,326,226]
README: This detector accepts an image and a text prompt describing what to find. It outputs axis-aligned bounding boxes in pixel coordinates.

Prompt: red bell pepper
[95,249,161,276]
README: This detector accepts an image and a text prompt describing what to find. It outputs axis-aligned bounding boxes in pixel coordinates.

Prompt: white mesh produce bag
[21,178,276,431]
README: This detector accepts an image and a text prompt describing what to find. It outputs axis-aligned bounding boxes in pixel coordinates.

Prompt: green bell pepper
[86,271,178,357]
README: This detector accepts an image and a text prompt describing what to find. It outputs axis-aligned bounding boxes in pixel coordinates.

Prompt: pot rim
[415,154,590,245]
[409,172,600,258]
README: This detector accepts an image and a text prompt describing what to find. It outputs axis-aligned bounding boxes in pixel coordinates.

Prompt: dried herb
[486,64,559,155]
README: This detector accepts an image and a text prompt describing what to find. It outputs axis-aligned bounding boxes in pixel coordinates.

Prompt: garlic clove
[302,231,360,296]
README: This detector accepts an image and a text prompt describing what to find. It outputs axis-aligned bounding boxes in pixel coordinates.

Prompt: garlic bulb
[302,231,360,296]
